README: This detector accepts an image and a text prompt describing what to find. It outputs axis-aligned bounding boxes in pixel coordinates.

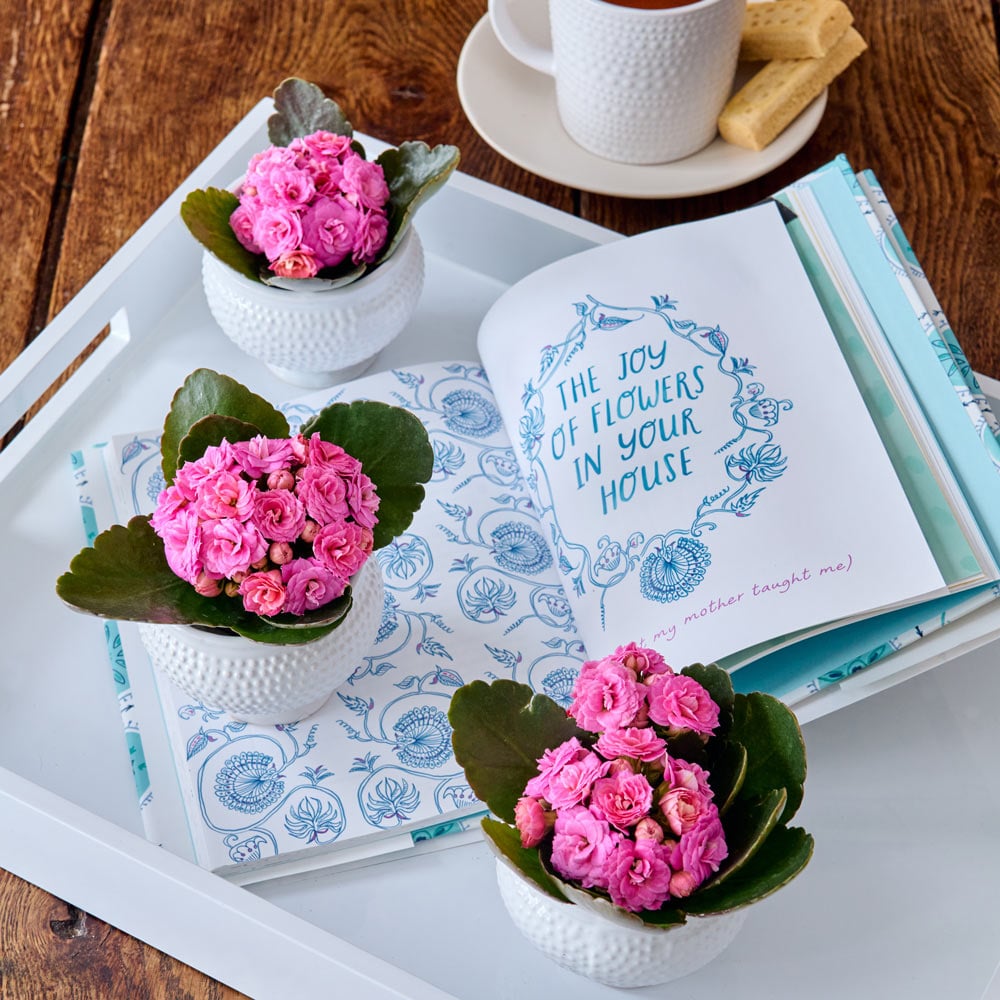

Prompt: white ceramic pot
[495,858,747,988]
[137,560,385,725]
[201,227,425,389]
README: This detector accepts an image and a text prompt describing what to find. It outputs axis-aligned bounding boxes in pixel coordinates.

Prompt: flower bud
[194,572,222,598]
[669,869,698,899]
[300,519,319,543]
[608,757,636,776]
[269,541,294,565]
[224,580,241,598]
[634,816,665,843]
[251,555,270,571]
[267,469,296,491]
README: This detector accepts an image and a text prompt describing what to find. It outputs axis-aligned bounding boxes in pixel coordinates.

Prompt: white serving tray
[4,101,1000,999]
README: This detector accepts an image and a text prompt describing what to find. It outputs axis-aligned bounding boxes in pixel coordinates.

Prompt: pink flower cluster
[514,643,727,913]
[150,433,379,618]
[230,130,391,279]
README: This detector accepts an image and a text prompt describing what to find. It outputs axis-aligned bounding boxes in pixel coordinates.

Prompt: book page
[479,202,946,667]
[93,361,582,876]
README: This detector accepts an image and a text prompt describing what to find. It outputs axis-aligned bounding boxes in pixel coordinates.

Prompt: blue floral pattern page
[477,200,948,669]
[102,361,585,876]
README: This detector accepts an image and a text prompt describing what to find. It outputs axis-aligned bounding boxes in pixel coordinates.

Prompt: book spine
[71,449,155,817]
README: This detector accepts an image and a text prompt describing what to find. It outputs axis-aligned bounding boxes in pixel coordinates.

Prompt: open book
[76,156,1000,882]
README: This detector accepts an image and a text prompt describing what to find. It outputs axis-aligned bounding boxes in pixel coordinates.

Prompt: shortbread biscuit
[740,0,854,61]
[719,26,867,151]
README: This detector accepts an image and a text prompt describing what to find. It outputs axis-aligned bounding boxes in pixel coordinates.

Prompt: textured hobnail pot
[201,227,424,389]
[495,859,747,988]
[137,560,385,725]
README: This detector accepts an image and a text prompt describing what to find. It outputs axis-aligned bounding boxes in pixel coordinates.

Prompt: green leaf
[683,826,814,915]
[56,516,344,645]
[57,516,216,624]
[707,788,786,889]
[730,692,807,824]
[268,77,353,146]
[300,400,432,549]
[481,817,570,904]
[177,415,266,467]
[263,591,352,630]
[180,187,261,282]
[161,369,289,484]
[703,738,748,816]
[376,141,460,260]
[449,680,582,822]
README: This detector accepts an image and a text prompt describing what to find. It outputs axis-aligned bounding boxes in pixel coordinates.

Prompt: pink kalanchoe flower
[513,796,554,849]
[239,569,286,617]
[659,785,713,837]
[253,205,304,261]
[610,641,672,677]
[195,470,255,522]
[663,757,714,798]
[550,806,621,889]
[296,466,350,524]
[200,518,267,579]
[150,483,190,533]
[272,249,320,280]
[341,155,390,210]
[646,673,720,735]
[589,770,654,831]
[300,196,359,268]
[595,726,667,763]
[157,505,204,585]
[233,436,296,479]
[569,658,645,732]
[193,571,223,598]
[344,471,381,529]
[604,837,673,913]
[251,488,307,543]
[523,737,589,801]
[291,130,354,161]
[280,558,347,616]
[307,434,363,476]
[544,751,611,811]
[313,520,373,579]
[263,165,316,208]
[230,203,261,253]
[352,209,390,265]
[669,810,727,888]
[174,442,237,497]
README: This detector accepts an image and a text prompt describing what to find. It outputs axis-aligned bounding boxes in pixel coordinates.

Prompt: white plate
[457,14,828,199]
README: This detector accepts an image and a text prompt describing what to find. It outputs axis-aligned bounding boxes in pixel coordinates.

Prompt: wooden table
[1,0,997,994]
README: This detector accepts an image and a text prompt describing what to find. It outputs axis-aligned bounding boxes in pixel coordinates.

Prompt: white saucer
[457,14,828,199]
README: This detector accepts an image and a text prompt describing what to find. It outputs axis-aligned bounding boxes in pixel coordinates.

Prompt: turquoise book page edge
[70,447,153,813]
[856,168,1000,465]
[732,581,1000,701]
[772,186,980,587]
[799,163,1000,566]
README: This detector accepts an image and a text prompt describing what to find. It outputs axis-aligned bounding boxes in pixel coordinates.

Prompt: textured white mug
[488,0,746,164]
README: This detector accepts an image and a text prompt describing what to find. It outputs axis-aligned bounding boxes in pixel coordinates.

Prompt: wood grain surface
[1,0,997,995]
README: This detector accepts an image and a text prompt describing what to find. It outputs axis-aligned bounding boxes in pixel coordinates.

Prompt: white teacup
[488,0,746,164]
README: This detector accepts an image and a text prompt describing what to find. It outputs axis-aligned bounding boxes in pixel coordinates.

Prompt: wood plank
[0,0,94,369]
[579,0,1000,377]
[0,866,246,998]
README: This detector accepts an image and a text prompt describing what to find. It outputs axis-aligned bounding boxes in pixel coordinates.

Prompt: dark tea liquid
[602,0,701,8]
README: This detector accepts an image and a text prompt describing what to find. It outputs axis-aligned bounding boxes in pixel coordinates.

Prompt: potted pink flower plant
[449,644,813,987]
[180,78,460,387]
